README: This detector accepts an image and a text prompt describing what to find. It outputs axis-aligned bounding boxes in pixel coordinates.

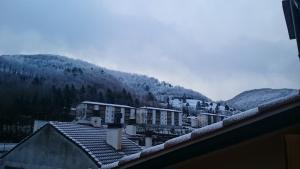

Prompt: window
[167,111,172,125]
[99,106,106,123]
[156,110,161,125]
[174,112,179,126]
[125,108,130,124]
[147,110,153,125]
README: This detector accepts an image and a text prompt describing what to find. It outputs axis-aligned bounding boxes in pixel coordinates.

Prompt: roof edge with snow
[102,90,300,169]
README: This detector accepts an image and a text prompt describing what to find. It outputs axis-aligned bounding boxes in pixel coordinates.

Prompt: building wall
[161,111,167,125]
[136,108,182,127]
[1,125,99,169]
[164,124,300,169]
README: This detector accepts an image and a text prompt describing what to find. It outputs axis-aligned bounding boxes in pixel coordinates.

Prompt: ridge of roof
[102,90,300,169]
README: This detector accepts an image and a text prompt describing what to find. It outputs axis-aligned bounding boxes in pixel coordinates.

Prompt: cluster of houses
[1,91,300,169]
[170,98,239,128]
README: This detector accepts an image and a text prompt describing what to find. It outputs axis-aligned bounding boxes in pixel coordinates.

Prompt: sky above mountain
[0,0,299,100]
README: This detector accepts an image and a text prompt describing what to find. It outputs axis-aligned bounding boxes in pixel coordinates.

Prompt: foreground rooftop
[102,90,300,169]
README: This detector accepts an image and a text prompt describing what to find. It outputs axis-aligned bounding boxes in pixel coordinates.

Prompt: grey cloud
[0,0,299,100]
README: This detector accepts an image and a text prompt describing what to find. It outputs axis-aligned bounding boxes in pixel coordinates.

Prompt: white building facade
[76,101,135,125]
[136,107,182,127]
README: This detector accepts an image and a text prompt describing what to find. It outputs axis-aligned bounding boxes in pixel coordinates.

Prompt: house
[99,90,300,169]
[136,107,182,127]
[0,121,141,169]
[76,101,136,125]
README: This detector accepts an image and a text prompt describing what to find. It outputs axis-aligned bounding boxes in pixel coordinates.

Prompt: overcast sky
[0,0,299,100]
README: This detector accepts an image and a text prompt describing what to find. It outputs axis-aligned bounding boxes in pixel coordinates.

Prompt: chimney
[125,119,137,135]
[106,112,123,150]
[145,131,153,148]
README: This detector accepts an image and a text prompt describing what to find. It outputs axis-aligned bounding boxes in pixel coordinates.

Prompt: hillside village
[1,90,300,169]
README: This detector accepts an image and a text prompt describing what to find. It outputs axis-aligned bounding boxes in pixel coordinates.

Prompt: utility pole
[283,0,300,58]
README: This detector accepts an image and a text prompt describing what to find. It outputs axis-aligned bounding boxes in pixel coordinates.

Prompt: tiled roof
[102,90,300,169]
[49,122,142,167]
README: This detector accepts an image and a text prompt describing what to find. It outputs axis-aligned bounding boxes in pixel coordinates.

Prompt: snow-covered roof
[49,122,142,166]
[81,101,135,109]
[102,90,300,169]
[139,106,182,112]
[1,122,142,168]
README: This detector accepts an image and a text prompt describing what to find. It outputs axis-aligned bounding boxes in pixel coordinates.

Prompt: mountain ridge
[226,88,298,111]
[0,54,210,102]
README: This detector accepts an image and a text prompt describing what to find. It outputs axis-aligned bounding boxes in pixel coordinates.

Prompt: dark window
[208,115,213,125]
[115,107,121,115]
[147,110,153,124]
[86,104,94,118]
[156,110,161,125]
[125,108,130,124]
[174,112,179,126]
[99,106,106,123]
[87,104,94,110]
[167,111,172,125]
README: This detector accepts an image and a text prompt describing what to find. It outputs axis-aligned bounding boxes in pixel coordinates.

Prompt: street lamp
[283,0,300,58]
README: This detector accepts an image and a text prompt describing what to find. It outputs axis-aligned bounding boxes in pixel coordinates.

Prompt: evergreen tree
[225,105,230,111]
[63,84,71,109]
[105,89,115,103]
[134,98,140,107]
[196,101,201,110]
[79,85,85,101]
[98,91,104,102]
[70,84,77,103]
[182,94,187,103]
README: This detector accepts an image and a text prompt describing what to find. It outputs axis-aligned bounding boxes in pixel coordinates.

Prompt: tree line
[0,83,141,122]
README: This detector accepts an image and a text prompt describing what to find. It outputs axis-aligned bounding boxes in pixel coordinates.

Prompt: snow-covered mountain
[108,70,210,102]
[0,54,123,90]
[226,88,299,111]
[0,54,209,103]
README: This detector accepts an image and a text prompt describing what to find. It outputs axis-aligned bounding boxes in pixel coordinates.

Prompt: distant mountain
[0,54,123,90]
[226,88,299,111]
[0,54,209,108]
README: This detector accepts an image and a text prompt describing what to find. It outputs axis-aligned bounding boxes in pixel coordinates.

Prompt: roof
[82,101,135,109]
[50,122,142,166]
[139,106,182,113]
[102,90,300,169]
[1,122,142,168]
